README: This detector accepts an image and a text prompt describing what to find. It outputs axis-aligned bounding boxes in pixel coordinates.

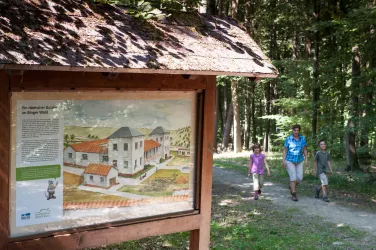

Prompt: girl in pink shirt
[249,143,270,200]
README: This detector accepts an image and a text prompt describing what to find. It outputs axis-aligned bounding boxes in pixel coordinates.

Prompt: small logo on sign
[21,213,31,220]
[35,208,51,219]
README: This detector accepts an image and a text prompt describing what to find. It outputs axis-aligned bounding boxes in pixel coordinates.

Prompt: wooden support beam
[0,70,10,250]
[9,214,200,250]
[9,71,206,91]
[189,75,216,249]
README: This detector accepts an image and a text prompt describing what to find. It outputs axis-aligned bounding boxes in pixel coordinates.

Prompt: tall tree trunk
[346,119,359,171]
[346,46,361,171]
[244,0,251,34]
[214,85,219,153]
[207,0,216,14]
[312,0,320,138]
[264,82,271,152]
[251,82,257,144]
[303,37,311,98]
[292,29,298,60]
[259,99,263,145]
[223,83,228,132]
[231,80,242,153]
[222,103,233,150]
[231,0,238,18]
[245,88,252,149]
[217,0,223,16]
[218,85,224,140]
[224,0,230,16]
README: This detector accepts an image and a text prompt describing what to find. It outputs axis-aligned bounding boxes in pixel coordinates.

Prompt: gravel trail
[213,166,376,236]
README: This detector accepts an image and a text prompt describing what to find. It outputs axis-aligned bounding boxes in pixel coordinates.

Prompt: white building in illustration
[63,139,108,167]
[63,126,169,176]
[83,163,118,188]
[148,126,170,160]
[107,127,145,175]
[177,147,191,157]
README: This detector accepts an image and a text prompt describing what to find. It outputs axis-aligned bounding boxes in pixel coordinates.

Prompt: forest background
[84,0,376,249]
[97,0,376,173]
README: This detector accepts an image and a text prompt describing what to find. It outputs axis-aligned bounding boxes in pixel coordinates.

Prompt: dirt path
[213,166,376,236]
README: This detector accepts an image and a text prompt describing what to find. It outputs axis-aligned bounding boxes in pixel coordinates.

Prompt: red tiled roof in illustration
[63,195,190,210]
[71,139,108,154]
[144,139,161,152]
[84,163,112,176]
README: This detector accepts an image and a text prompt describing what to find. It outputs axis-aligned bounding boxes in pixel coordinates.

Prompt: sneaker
[315,186,320,199]
[258,189,261,195]
[322,196,329,202]
[291,192,298,202]
[254,191,259,200]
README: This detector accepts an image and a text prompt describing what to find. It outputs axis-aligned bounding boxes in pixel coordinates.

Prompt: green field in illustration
[117,170,189,197]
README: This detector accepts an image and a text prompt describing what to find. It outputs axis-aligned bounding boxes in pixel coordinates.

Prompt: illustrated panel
[9,91,197,237]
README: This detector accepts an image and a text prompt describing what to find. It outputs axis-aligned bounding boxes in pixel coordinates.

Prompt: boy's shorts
[319,173,328,186]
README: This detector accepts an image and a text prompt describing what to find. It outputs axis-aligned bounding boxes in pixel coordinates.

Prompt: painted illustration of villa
[63,126,171,178]
[83,164,118,188]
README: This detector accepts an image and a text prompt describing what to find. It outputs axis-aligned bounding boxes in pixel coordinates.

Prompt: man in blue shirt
[282,124,308,201]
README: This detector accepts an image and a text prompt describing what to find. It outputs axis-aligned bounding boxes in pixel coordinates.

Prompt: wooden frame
[0,70,215,250]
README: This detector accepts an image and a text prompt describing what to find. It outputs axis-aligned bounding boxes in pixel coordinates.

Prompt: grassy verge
[167,152,190,166]
[64,188,128,202]
[214,152,376,212]
[117,170,189,197]
[88,179,376,250]
[129,165,155,179]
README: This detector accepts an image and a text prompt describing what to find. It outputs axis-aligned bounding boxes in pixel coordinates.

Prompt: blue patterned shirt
[284,135,307,163]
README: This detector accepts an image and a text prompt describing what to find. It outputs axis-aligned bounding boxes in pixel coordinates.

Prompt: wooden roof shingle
[0,0,278,77]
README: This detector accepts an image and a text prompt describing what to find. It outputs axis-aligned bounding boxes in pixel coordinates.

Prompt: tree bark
[264,82,271,152]
[217,0,223,16]
[346,46,361,171]
[251,82,257,144]
[207,0,216,15]
[346,119,359,171]
[224,0,230,16]
[292,29,298,60]
[231,0,238,18]
[259,99,263,145]
[303,37,311,97]
[244,0,251,34]
[231,80,242,153]
[245,88,252,150]
[218,85,224,140]
[222,103,233,150]
[214,85,219,153]
[312,0,320,138]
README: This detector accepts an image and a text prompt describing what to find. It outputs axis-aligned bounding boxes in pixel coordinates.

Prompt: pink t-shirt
[249,153,265,175]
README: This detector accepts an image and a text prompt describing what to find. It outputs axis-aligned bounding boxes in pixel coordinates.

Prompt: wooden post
[189,76,216,249]
[0,70,10,250]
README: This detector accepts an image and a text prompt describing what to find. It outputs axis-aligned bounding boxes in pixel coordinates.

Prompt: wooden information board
[0,70,215,250]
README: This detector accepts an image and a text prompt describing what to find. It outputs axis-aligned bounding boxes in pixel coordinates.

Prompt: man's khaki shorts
[285,160,303,182]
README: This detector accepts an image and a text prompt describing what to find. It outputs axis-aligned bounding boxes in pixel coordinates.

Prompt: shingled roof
[0,0,277,77]
[149,126,169,136]
[108,127,144,139]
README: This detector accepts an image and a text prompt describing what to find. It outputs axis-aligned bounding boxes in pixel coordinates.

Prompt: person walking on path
[314,139,333,202]
[248,143,271,200]
[282,124,308,202]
